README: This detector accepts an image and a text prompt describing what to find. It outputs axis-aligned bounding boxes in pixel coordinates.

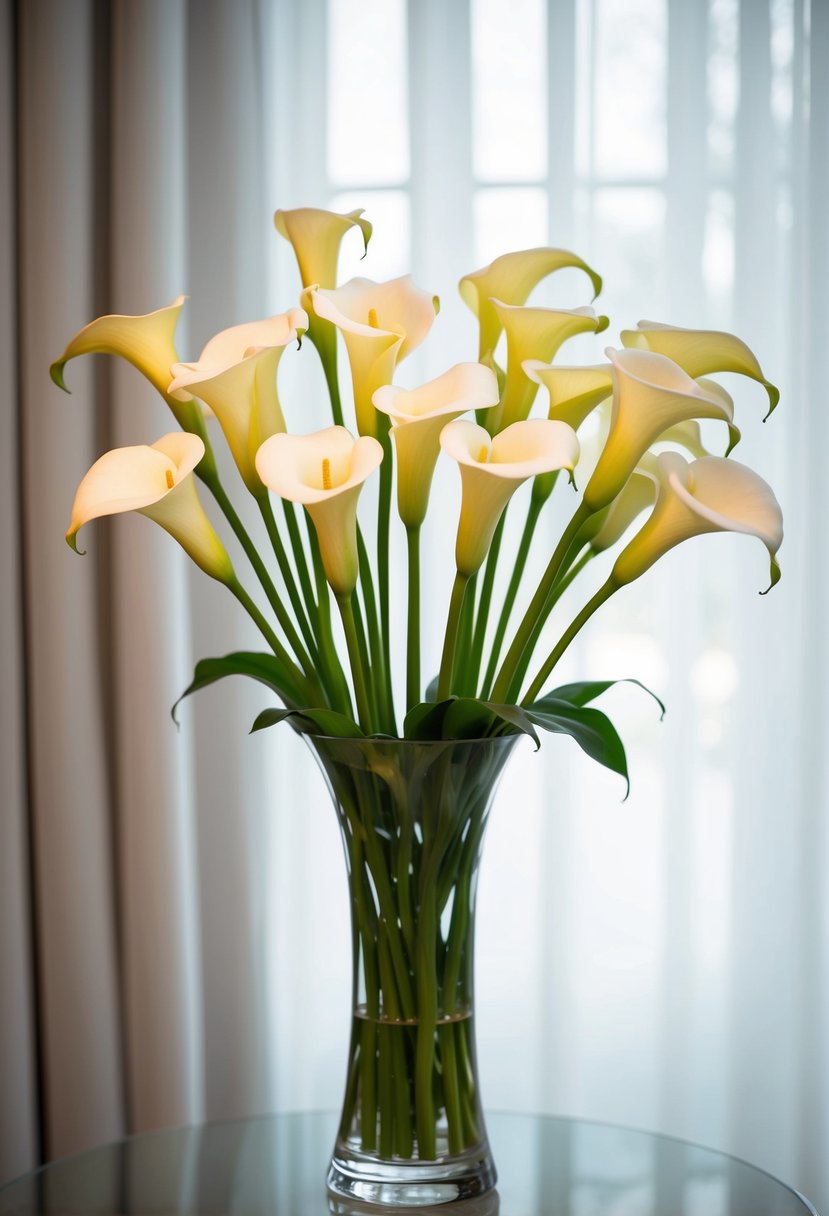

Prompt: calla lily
[611,451,783,591]
[523,361,613,430]
[620,321,779,417]
[66,433,234,582]
[274,207,372,290]
[440,418,580,576]
[490,303,609,432]
[373,362,499,528]
[50,296,204,433]
[309,277,439,436]
[167,309,307,494]
[459,247,603,361]
[255,426,383,596]
[584,348,740,512]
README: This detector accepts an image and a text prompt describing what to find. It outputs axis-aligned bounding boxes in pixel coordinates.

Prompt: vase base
[326,1142,497,1209]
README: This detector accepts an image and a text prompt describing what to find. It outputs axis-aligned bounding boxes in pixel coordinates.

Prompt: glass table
[0,1112,818,1216]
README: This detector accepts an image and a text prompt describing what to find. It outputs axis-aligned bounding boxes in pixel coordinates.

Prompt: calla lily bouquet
[54,207,783,790]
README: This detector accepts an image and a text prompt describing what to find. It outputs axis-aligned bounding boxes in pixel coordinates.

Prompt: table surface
[0,1111,818,1216]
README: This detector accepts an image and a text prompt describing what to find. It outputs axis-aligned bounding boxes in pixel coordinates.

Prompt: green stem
[491,501,592,702]
[226,576,305,692]
[454,572,477,696]
[314,324,345,427]
[308,521,352,716]
[358,528,396,735]
[481,496,543,698]
[377,428,395,718]
[437,573,470,701]
[406,526,421,711]
[258,495,320,666]
[350,591,379,730]
[522,577,618,705]
[414,872,438,1159]
[467,513,506,695]
[337,593,374,733]
[282,499,319,625]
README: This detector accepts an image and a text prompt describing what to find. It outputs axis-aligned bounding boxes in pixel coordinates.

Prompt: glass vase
[309,734,519,1208]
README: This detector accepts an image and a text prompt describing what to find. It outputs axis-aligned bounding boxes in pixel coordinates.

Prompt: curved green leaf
[250,707,365,738]
[525,699,630,797]
[539,678,665,720]
[172,651,306,725]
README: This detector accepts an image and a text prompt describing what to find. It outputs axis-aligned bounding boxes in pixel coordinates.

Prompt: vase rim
[308,732,522,748]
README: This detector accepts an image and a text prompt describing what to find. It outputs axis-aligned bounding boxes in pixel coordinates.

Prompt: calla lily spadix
[373,362,499,528]
[620,321,779,417]
[168,308,307,494]
[584,348,740,513]
[66,432,234,583]
[256,425,383,596]
[459,247,603,361]
[309,276,439,436]
[50,295,204,434]
[274,207,372,290]
[611,451,783,591]
[491,303,610,433]
[441,418,580,577]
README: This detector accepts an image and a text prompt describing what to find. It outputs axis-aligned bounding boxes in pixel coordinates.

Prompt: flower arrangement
[54,206,782,783]
[52,207,784,1202]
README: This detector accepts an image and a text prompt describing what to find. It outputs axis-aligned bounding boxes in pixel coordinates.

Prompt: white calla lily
[50,296,205,433]
[167,308,307,493]
[491,303,609,432]
[373,362,499,528]
[255,426,383,596]
[612,451,783,590]
[620,320,779,417]
[441,418,580,576]
[66,432,233,582]
[309,277,439,436]
[584,348,739,512]
[459,247,602,360]
[579,453,660,552]
[274,207,372,290]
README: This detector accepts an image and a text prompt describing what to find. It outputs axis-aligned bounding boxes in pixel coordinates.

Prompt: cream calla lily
[50,296,205,433]
[491,303,609,432]
[66,432,233,582]
[373,362,499,528]
[523,360,614,430]
[584,348,740,512]
[167,308,307,493]
[620,320,779,417]
[255,426,383,595]
[309,277,439,436]
[441,418,580,576]
[274,207,372,290]
[459,247,603,360]
[612,451,783,590]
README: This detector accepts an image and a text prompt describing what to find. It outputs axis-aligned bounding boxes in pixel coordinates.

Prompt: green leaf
[250,707,365,738]
[172,652,306,724]
[403,697,538,745]
[403,698,452,740]
[525,699,630,797]
[541,678,665,719]
[424,674,440,702]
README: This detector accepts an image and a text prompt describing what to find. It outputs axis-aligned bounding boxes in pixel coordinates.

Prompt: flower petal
[274,207,372,289]
[523,360,614,430]
[612,451,783,590]
[620,321,779,417]
[584,348,737,511]
[459,247,603,359]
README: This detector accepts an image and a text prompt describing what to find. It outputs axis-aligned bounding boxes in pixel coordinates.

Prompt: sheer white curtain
[2,0,828,1209]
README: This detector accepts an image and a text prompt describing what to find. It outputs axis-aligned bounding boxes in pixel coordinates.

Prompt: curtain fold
[2,1,829,1210]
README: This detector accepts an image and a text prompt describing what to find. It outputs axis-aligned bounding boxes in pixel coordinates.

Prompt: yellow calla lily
[66,432,233,582]
[255,426,383,596]
[584,348,740,513]
[309,277,439,437]
[620,320,779,417]
[440,418,580,576]
[167,309,307,494]
[612,451,783,591]
[274,207,372,290]
[490,303,609,433]
[523,360,614,430]
[50,296,204,433]
[459,247,603,360]
[373,362,499,528]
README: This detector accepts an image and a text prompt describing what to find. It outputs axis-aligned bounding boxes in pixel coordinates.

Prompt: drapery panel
[2,0,828,1209]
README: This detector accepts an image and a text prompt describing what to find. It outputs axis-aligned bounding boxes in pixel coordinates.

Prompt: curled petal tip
[433,294,441,316]
[595,314,610,335]
[65,530,86,555]
[759,556,782,595]
[568,468,578,490]
[590,273,603,302]
[762,380,780,421]
[725,423,742,456]
[50,360,70,392]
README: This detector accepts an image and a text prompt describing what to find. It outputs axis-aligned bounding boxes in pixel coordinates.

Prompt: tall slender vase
[309,734,519,1208]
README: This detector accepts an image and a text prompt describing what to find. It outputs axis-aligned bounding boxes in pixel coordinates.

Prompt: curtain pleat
[16,0,124,1165]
